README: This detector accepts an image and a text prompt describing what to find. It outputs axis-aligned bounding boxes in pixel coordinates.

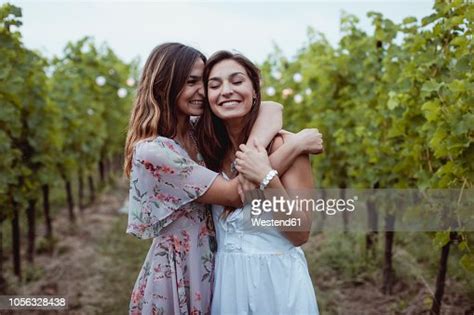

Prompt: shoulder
[135,136,182,160]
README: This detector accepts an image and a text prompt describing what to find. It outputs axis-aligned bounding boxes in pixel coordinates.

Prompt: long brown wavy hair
[196,51,262,172]
[123,43,205,178]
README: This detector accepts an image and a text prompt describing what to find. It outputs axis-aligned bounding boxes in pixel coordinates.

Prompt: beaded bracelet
[259,169,278,191]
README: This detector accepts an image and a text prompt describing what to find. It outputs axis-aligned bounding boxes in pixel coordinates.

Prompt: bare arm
[246,101,283,148]
[265,137,314,246]
[196,176,242,208]
[274,153,314,246]
[237,129,323,178]
[235,138,315,246]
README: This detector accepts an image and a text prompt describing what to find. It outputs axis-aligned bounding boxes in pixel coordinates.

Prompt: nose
[197,81,204,97]
[221,81,233,97]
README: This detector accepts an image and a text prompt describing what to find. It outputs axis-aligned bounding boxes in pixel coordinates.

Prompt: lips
[189,100,203,106]
[219,100,241,107]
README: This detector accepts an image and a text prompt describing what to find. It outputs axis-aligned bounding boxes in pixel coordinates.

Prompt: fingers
[235,150,249,172]
[239,144,250,152]
[308,128,321,138]
[235,159,243,173]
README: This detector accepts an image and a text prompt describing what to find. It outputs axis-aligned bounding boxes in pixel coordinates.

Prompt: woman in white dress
[196,51,321,315]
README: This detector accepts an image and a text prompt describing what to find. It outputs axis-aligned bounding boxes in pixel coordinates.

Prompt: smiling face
[207,59,256,121]
[176,57,205,117]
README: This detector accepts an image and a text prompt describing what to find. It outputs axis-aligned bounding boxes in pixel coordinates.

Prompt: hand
[289,128,324,155]
[235,139,272,184]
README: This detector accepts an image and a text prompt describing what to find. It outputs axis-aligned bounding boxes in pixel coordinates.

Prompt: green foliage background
[0,0,473,311]
[259,0,473,271]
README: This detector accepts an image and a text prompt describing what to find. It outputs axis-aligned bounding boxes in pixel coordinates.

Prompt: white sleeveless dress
[211,197,319,315]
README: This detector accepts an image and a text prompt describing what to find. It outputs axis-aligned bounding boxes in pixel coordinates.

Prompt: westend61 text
[250,196,357,216]
[251,217,302,227]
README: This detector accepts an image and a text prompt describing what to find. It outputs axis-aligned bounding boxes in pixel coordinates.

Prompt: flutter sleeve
[126,137,218,239]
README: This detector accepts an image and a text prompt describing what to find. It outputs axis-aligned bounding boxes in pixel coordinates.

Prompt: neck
[175,114,192,142]
[224,117,245,153]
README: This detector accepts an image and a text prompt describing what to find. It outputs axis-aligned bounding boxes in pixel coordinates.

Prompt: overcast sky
[8,1,434,65]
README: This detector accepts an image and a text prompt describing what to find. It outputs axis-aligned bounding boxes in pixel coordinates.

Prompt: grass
[303,231,474,314]
[94,214,151,314]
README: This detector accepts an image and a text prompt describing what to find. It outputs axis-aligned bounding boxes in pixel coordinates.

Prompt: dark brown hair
[124,43,205,177]
[196,50,262,172]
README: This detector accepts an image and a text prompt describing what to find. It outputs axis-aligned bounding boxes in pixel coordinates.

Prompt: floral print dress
[127,136,219,315]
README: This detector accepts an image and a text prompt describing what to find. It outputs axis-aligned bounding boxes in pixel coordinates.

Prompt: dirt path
[5,178,148,315]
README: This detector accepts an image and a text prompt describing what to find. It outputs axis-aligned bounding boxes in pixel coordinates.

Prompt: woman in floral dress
[123,43,320,314]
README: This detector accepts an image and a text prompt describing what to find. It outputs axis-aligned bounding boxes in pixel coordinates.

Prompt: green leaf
[421,13,437,26]
[430,127,449,157]
[387,98,399,110]
[421,80,442,93]
[460,254,474,272]
[387,124,404,138]
[421,100,440,121]
[458,240,468,251]
[433,231,450,249]
[454,55,471,73]
[450,36,468,48]
[375,29,384,41]
[402,17,417,24]
[446,16,464,29]
[447,80,465,93]
[387,91,399,110]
